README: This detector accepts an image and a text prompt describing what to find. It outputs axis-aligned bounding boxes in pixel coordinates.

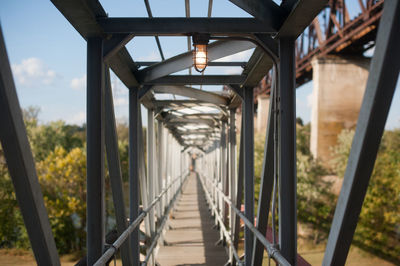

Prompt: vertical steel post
[157,122,164,216]
[86,37,105,266]
[233,119,244,260]
[279,37,297,265]
[229,108,237,263]
[138,109,151,238]
[221,121,228,227]
[243,86,255,266]
[129,88,140,265]
[147,108,156,265]
[323,1,400,264]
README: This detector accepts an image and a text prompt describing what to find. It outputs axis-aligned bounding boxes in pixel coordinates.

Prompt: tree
[36,147,87,254]
[331,129,400,263]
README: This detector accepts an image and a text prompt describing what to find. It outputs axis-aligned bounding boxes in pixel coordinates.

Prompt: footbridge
[0,0,399,266]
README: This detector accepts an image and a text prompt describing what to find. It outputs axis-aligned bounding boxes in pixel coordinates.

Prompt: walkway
[156,172,228,266]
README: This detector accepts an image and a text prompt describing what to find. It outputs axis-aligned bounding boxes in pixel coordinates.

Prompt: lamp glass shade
[194,44,207,72]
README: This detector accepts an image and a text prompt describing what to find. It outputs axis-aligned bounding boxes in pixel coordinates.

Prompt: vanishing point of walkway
[156,172,228,265]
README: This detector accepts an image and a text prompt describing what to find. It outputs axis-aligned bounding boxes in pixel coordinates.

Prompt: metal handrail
[197,174,243,265]
[199,174,291,266]
[94,171,189,266]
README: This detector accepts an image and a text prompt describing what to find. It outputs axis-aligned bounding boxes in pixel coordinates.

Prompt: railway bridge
[0,0,399,265]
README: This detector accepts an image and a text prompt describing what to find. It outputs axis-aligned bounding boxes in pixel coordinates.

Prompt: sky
[0,0,399,129]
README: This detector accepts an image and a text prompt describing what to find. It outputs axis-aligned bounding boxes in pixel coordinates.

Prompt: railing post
[243,86,255,266]
[228,108,237,263]
[86,36,105,266]
[233,119,244,265]
[147,108,156,265]
[279,37,297,265]
[129,87,140,265]
[158,123,165,219]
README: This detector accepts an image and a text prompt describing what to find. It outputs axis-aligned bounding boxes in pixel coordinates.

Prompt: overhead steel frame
[0,0,396,265]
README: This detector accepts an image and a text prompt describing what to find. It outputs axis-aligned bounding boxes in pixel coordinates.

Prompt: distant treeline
[0,108,398,263]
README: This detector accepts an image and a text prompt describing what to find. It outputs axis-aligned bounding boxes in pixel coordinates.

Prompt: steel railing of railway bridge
[0,0,399,266]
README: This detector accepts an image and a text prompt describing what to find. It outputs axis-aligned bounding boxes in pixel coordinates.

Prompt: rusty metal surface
[254,0,383,98]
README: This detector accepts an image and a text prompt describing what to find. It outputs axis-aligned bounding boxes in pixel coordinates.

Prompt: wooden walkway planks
[156,172,228,266]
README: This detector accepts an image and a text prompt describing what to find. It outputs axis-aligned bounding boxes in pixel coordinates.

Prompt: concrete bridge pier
[310,55,370,164]
[256,95,270,133]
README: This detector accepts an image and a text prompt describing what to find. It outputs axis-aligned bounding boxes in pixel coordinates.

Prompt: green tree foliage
[36,147,87,254]
[331,129,400,263]
[0,147,30,249]
[254,122,335,240]
[296,123,336,240]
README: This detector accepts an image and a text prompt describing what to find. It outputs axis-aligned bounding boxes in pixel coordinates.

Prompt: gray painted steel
[228,108,237,263]
[129,88,140,265]
[104,68,132,266]
[323,1,400,264]
[153,85,228,106]
[103,34,134,62]
[276,0,328,38]
[228,0,285,27]
[252,79,276,266]
[98,18,277,35]
[243,87,255,266]
[0,26,60,266]
[137,61,247,67]
[86,37,105,265]
[143,75,246,85]
[278,37,297,265]
[137,40,255,83]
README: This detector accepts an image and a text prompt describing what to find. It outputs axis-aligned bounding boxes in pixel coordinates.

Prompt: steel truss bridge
[0,0,399,265]
[255,0,384,97]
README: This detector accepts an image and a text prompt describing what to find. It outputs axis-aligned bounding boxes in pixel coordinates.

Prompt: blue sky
[0,0,399,129]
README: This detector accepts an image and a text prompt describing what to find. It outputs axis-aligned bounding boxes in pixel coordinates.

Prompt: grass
[0,249,124,266]
[236,239,395,266]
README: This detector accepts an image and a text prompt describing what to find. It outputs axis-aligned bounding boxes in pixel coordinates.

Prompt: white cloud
[12,57,58,86]
[67,111,86,125]
[70,74,86,90]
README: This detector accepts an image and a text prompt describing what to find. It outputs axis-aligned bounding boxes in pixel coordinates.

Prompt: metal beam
[143,75,246,85]
[154,99,212,108]
[278,37,297,265]
[86,37,105,265]
[228,0,286,27]
[104,68,131,265]
[153,85,228,106]
[129,88,140,265]
[242,47,274,87]
[0,26,60,266]
[233,118,244,265]
[228,108,237,263]
[137,61,247,67]
[276,0,328,38]
[98,18,277,35]
[252,73,276,266]
[166,118,216,127]
[323,1,400,264]
[103,34,134,62]
[243,86,255,265]
[137,40,255,83]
